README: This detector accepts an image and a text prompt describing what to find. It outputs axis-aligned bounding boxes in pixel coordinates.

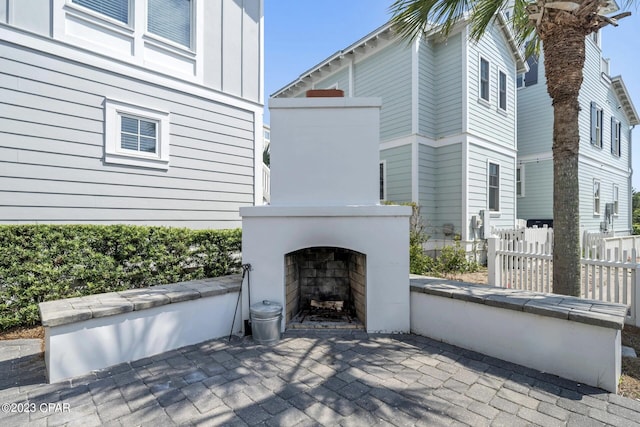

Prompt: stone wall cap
[39,274,242,327]
[410,276,627,330]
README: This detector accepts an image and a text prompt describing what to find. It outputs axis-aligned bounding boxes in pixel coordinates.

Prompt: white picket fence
[494,226,553,246]
[488,229,640,326]
[262,163,271,204]
[582,230,615,259]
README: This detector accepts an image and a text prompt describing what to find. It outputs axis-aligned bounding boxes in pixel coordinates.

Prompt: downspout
[630,125,635,234]
[461,24,469,245]
[411,37,420,204]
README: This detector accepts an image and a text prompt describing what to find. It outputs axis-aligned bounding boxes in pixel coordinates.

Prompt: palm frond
[618,0,638,11]
[468,0,505,41]
[512,0,539,58]
[389,0,471,41]
[390,0,542,56]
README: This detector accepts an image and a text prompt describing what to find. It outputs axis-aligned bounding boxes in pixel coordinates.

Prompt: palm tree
[390,0,632,296]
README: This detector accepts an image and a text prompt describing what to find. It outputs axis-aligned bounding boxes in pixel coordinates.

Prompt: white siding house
[273,16,525,252]
[0,0,264,228]
[517,31,638,234]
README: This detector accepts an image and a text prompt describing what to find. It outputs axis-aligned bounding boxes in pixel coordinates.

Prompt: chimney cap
[306,89,344,98]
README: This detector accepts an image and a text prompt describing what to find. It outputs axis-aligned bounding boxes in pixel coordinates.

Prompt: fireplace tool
[228,263,252,341]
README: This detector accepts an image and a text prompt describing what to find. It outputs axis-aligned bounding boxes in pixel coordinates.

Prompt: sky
[263,0,640,188]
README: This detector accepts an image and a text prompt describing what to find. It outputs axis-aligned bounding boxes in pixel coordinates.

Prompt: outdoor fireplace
[240,94,411,333]
[285,247,366,328]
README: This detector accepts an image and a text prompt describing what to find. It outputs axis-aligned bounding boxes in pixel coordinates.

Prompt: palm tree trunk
[551,99,581,296]
[541,24,586,296]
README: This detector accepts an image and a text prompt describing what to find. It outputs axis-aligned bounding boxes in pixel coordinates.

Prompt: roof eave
[496,13,527,74]
[271,22,397,98]
[272,14,526,98]
[611,76,640,126]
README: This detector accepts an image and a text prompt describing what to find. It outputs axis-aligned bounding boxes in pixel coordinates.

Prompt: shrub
[0,225,241,330]
[434,241,479,274]
[410,243,435,275]
[383,201,433,274]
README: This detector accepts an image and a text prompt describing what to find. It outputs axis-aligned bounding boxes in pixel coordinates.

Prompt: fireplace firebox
[285,247,366,329]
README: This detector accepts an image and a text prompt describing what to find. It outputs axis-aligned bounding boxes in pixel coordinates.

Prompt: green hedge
[0,225,242,330]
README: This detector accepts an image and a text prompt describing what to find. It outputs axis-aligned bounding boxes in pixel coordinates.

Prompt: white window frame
[488,161,500,212]
[516,164,524,197]
[497,69,507,112]
[479,57,490,103]
[591,104,604,148]
[613,184,619,216]
[68,0,132,27]
[591,31,600,48]
[593,179,601,215]
[379,160,387,202]
[104,99,170,170]
[145,0,195,51]
[57,0,203,81]
[611,118,621,157]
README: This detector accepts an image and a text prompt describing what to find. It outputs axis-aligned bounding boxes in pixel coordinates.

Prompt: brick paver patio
[1,331,639,426]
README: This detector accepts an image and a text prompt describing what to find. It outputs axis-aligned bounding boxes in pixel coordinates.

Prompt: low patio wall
[39,275,242,383]
[410,277,626,393]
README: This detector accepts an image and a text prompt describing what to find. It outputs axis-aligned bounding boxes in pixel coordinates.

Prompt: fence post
[488,237,500,287]
[635,263,640,327]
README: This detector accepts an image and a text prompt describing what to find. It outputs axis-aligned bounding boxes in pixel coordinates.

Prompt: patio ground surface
[1,330,640,426]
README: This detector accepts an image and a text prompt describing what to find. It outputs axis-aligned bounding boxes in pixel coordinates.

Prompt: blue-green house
[517,31,639,235]
[273,15,526,252]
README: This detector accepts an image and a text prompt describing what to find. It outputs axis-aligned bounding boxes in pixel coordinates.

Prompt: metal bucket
[250,300,282,345]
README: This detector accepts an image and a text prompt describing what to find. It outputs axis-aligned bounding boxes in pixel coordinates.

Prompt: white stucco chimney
[240,95,411,333]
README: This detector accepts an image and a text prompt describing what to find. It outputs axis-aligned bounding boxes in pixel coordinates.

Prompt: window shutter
[73,0,128,23]
[148,0,191,47]
[590,102,596,145]
[611,116,615,154]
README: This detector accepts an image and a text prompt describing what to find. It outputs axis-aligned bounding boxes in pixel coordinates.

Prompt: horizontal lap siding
[517,160,553,220]
[467,23,516,148]
[520,42,632,232]
[418,144,436,222]
[434,33,462,138]
[579,160,630,234]
[517,56,553,157]
[433,144,461,238]
[577,40,631,232]
[578,40,631,168]
[354,41,412,141]
[0,43,255,228]
[467,143,515,230]
[380,145,412,204]
[315,66,350,93]
[418,40,436,138]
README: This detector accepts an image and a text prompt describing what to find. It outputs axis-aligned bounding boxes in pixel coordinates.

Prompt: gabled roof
[272,15,527,98]
[611,76,640,126]
[271,22,395,98]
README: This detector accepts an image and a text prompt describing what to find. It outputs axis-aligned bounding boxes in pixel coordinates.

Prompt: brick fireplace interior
[285,247,366,328]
